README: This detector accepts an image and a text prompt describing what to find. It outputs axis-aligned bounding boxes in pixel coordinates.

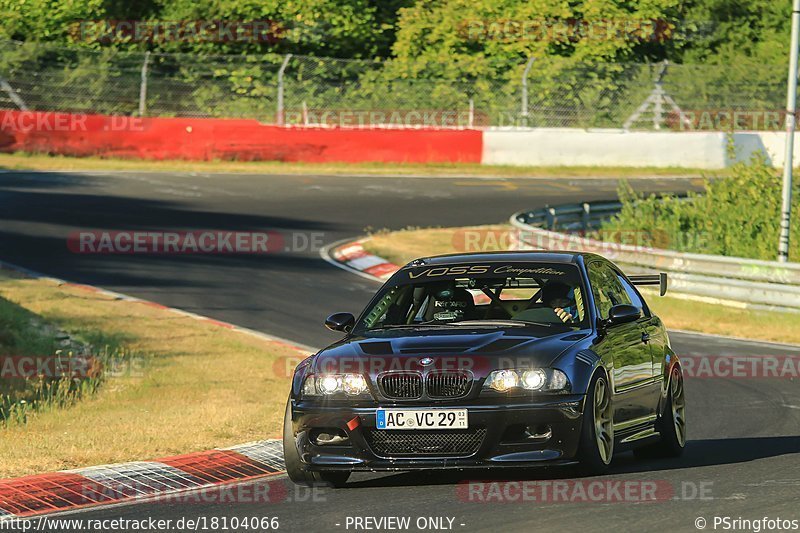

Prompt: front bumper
[288,395,586,472]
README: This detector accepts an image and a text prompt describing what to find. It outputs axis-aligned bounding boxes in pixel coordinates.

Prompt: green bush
[0,297,141,426]
[602,153,800,262]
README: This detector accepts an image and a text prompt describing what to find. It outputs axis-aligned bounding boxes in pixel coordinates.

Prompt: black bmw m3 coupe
[284,251,686,486]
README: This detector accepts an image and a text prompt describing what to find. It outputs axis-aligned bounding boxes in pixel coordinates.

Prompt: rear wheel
[634,366,686,459]
[283,399,350,487]
[578,372,614,475]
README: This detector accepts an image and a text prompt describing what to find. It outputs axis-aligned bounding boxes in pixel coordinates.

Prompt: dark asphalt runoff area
[1,170,799,532]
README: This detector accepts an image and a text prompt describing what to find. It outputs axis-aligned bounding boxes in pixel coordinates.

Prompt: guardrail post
[546,207,556,230]
[276,53,293,126]
[581,203,591,232]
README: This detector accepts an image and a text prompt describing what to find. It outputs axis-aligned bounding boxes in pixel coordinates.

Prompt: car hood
[312,327,591,376]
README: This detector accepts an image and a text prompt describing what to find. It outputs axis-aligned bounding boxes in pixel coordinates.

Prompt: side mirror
[325,312,355,333]
[606,304,641,327]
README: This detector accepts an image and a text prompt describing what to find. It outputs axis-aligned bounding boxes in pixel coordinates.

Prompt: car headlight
[484,368,570,394]
[302,373,369,397]
[521,369,547,390]
[342,374,367,395]
[485,369,519,392]
[319,375,341,394]
[548,368,569,391]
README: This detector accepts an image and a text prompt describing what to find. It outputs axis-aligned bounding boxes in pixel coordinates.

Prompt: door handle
[641,332,650,343]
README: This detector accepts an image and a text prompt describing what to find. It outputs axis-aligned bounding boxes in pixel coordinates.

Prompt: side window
[587,262,631,320]
[616,273,650,317]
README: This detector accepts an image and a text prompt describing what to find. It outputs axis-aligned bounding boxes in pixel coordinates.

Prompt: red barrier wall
[0,110,482,163]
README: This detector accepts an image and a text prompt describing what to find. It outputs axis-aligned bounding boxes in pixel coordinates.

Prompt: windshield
[354,262,589,333]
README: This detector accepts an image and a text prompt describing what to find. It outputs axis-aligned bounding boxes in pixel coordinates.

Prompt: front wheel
[283,399,350,487]
[577,371,614,475]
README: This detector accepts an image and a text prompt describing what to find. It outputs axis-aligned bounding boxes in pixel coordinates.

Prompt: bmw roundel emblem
[420,357,434,366]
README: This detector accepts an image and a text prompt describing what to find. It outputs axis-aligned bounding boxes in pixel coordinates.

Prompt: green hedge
[602,154,800,262]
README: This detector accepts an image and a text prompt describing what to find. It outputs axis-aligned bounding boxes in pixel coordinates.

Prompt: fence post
[0,78,28,111]
[138,51,150,117]
[468,98,474,128]
[276,53,293,126]
[520,57,535,126]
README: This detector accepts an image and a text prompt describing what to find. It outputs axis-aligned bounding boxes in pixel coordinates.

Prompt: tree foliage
[386,0,687,81]
[0,0,407,59]
[0,0,792,67]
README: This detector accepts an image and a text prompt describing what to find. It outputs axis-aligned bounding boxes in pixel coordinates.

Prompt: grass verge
[0,152,708,178]
[363,226,800,346]
[0,269,303,479]
[0,294,101,426]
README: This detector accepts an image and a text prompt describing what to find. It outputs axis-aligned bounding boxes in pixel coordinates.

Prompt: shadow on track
[613,435,800,473]
[342,435,800,489]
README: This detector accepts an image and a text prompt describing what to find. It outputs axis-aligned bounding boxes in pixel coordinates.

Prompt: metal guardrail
[511,202,800,313]
[516,201,623,231]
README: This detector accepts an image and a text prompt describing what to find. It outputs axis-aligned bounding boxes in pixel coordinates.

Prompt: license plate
[376,409,468,430]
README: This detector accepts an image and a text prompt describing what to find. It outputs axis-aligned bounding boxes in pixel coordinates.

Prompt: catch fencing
[0,40,788,130]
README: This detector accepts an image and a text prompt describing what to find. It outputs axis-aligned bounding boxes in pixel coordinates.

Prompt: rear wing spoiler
[629,273,668,296]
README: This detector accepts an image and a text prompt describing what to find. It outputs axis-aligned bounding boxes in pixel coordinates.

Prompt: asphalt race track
[1,170,799,532]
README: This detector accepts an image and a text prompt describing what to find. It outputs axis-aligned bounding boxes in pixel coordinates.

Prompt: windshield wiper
[369,321,444,330]
[370,319,554,330]
[446,320,552,328]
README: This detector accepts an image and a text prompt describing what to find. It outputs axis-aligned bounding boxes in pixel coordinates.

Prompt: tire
[283,398,350,487]
[633,366,686,459]
[577,371,614,475]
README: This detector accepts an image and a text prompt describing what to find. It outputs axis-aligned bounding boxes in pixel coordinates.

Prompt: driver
[541,280,577,323]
